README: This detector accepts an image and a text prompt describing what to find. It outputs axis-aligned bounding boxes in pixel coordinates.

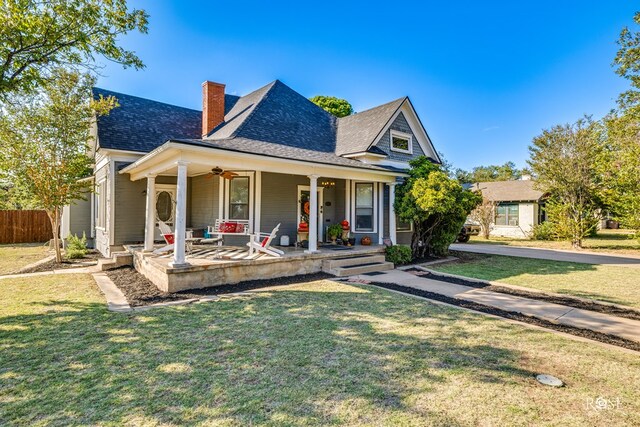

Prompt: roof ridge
[226,80,279,138]
[92,87,202,113]
[340,96,407,119]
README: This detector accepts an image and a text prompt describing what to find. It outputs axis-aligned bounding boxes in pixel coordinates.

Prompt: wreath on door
[304,201,310,215]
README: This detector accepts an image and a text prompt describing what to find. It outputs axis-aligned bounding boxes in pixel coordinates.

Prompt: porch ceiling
[120,141,404,182]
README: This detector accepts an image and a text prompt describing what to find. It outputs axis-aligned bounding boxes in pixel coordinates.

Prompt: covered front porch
[119,141,404,290]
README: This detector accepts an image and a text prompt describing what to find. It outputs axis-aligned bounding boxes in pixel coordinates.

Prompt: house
[62,79,440,290]
[469,179,546,238]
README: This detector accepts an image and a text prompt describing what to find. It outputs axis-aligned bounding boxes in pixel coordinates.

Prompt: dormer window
[390,130,412,154]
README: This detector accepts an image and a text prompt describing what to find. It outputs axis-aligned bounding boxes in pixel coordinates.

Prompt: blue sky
[97,1,637,171]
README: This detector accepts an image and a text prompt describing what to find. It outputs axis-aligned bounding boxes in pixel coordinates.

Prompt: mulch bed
[405,268,640,321]
[19,251,101,274]
[106,267,189,307]
[364,280,640,352]
[106,266,333,307]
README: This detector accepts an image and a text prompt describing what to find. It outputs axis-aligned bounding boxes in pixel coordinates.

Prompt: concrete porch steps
[322,254,393,277]
[98,252,133,271]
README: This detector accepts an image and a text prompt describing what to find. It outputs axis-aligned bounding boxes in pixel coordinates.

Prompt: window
[495,203,519,226]
[96,180,107,228]
[396,215,412,232]
[355,182,374,231]
[390,130,412,154]
[228,176,249,220]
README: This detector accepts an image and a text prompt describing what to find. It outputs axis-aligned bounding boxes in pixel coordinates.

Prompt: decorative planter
[360,236,372,246]
[348,237,356,246]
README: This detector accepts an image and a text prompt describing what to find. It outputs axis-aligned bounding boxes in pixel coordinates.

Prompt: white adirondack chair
[152,221,193,255]
[153,220,175,254]
[246,223,284,258]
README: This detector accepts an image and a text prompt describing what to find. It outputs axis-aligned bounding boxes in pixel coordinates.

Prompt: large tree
[528,117,606,248]
[309,95,353,118]
[0,68,117,262]
[605,11,640,238]
[455,161,528,184]
[395,156,481,259]
[0,0,148,96]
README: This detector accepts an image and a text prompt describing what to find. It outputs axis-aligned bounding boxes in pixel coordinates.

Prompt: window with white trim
[495,203,519,226]
[390,130,412,154]
[228,176,250,220]
[96,179,107,229]
[355,182,374,231]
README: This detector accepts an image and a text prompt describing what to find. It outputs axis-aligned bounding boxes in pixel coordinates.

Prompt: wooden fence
[0,210,52,244]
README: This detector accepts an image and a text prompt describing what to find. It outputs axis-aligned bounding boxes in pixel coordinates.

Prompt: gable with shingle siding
[374,112,425,161]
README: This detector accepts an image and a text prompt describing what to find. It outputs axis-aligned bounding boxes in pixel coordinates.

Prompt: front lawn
[468,230,640,256]
[0,274,638,425]
[432,253,640,309]
[0,243,50,275]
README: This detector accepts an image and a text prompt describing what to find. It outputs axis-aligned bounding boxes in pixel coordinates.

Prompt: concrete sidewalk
[450,243,640,268]
[355,269,640,343]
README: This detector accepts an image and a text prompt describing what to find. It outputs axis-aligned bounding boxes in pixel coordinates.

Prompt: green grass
[1,274,639,425]
[0,244,50,275]
[468,230,640,256]
[432,254,640,308]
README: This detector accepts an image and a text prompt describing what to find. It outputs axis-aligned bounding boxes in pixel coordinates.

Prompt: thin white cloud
[482,126,500,132]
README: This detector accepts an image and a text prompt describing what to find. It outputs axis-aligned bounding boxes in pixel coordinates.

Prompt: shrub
[66,232,88,259]
[531,222,557,241]
[385,245,412,265]
[327,224,343,239]
[65,248,87,259]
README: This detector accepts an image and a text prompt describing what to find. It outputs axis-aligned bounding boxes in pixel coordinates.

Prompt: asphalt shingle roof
[208,80,337,152]
[335,98,405,156]
[470,180,546,202]
[93,87,239,153]
[94,81,419,168]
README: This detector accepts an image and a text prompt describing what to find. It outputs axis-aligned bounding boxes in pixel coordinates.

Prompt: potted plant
[327,224,342,243]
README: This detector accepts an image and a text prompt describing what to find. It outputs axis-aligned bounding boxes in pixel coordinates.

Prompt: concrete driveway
[450,243,640,268]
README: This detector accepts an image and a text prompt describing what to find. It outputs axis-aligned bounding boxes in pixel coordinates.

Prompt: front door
[297,185,324,242]
[154,185,176,240]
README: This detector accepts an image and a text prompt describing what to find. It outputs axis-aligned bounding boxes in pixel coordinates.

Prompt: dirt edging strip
[407,267,640,321]
[361,280,640,352]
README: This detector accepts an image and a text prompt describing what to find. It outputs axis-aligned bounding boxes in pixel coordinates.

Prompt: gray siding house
[63,79,441,267]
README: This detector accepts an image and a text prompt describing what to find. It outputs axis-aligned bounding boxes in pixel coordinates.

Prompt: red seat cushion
[235,223,245,233]
[163,234,175,244]
[219,222,238,233]
[261,237,269,247]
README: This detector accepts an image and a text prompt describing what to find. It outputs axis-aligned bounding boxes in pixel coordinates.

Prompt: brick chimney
[202,81,225,137]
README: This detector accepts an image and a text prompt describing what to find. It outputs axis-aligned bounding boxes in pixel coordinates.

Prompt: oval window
[156,191,173,222]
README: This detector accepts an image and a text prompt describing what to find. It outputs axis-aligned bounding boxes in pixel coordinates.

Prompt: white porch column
[170,162,189,267]
[144,174,157,252]
[254,171,262,233]
[306,174,320,253]
[378,182,384,244]
[388,182,398,245]
[344,179,351,222]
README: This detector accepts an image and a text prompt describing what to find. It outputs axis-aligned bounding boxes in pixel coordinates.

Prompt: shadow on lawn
[0,285,537,425]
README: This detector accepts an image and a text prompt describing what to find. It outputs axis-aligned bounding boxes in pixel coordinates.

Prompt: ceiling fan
[204,167,239,180]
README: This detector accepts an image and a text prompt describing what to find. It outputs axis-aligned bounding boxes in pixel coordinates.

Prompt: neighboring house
[469,179,546,238]
[62,79,440,263]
